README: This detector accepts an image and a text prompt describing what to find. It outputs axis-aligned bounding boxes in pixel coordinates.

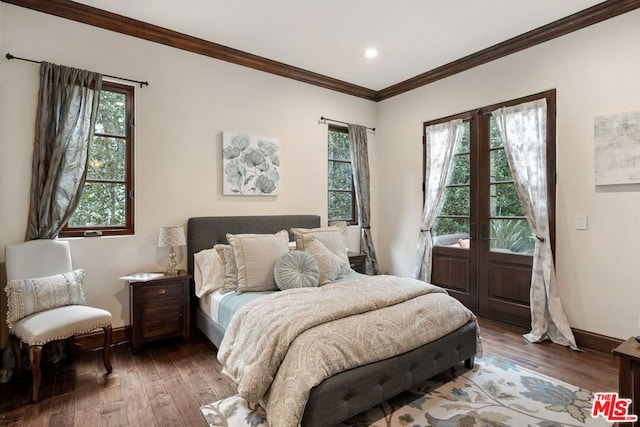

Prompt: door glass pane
[433,120,471,249]
[490,219,535,254]
[490,183,526,217]
[449,154,470,185]
[433,218,470,248]
[433,185,470,248]
[440,186,470,216]
[490,116,503,148]
[457,121,471,153]
[490,148,512,182]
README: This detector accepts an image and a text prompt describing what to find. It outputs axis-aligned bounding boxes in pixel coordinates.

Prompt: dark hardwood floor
[0,317,619,426]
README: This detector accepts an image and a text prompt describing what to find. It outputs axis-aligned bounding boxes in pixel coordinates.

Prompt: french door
[426,91,555,328]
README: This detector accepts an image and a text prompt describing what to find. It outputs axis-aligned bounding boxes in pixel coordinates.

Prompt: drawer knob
[158,289,166,295]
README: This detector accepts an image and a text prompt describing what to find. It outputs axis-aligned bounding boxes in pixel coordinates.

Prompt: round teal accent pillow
[274,250,320,290]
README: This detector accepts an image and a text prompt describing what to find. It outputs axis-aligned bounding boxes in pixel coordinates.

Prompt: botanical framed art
[222,132,280,195]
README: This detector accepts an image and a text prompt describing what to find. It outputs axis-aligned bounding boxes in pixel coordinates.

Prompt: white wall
[0,4,376,345]
[375,9,640,340]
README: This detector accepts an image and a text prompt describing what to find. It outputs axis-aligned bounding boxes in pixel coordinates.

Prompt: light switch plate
[575,215,588,230]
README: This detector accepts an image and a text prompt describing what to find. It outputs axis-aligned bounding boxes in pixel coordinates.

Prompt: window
[432,121,472,244]
[487,115,535,254]
[61,81,135,237]
[328,126,357,224]
[430,90,555,255]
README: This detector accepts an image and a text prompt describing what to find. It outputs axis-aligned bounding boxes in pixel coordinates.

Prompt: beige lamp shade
[158,226,186,248]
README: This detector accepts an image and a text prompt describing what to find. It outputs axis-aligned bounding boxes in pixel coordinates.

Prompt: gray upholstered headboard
[186,215,321,278]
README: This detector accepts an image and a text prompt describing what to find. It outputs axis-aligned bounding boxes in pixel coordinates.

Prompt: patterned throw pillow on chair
[5,269,87,329]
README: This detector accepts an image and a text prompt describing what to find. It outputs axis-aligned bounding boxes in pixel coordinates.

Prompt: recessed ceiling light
[364,48,378,59]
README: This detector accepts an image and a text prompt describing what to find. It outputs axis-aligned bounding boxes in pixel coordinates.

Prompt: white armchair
[5,240,113,402]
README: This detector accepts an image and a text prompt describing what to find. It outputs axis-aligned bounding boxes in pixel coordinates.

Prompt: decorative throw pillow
[226,231,289,293]
[273,250,320,290]
[194,248,225,297]
[214,244,238,293]
[303,238,352,285]
[5,269,87,329]
[290,227,350,265]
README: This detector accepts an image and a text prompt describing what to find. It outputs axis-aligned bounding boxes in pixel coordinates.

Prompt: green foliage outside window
[328,129,356,222]
[68,89,128,228]
[433,123,471,238]
[433,119,535,254]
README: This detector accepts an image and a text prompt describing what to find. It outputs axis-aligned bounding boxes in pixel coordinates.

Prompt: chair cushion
[12,305,112,346]
[5,269,87,329]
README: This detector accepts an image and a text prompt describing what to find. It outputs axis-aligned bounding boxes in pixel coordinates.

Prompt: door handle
[480,224,497,242]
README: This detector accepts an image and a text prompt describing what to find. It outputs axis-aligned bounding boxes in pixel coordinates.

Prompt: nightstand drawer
[139,282,183,301]
[141,301,184,339]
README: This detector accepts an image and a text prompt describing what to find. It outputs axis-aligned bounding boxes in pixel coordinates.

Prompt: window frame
[60,81,135,237]
[327,125,358,225]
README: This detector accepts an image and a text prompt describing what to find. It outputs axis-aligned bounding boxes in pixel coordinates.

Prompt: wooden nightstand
[613,337,640,425]
[127,271,191,354]
[348,252,368,275]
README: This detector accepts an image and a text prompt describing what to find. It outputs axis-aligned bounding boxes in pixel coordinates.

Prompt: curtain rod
[5,53,149,88]
[320,116,375,132]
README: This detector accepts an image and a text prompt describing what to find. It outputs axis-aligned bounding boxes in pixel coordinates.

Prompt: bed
[187,215,478,427]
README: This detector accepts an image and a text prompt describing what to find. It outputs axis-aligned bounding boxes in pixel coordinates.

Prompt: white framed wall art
[222,131,280,195]
[594,110,640,186]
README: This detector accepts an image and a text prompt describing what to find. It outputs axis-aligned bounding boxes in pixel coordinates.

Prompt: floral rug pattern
[200,356,610,427]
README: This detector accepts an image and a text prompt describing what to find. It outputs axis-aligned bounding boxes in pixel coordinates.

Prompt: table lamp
[158,226,186,275]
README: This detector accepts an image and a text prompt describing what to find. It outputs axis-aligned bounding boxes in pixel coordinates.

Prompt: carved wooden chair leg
[29,345,43,402]
[65,337,74,360]
[9,334,22,377]
[103,325,113,373]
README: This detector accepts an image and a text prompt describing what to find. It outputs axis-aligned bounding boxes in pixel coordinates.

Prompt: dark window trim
[328,125,358,226]
[60,81,135,237]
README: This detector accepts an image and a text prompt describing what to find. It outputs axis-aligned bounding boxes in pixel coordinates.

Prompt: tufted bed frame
[187,215,477,427]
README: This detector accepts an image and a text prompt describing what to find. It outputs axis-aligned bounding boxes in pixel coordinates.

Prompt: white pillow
[193,248,224,297]
[5,269,87,329]
[290,227,350,265]
[214,244,238,293]
[303,238,352,285]
[226,231,289,293]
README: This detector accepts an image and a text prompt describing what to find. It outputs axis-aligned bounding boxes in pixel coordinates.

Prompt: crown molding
[1,0,378,101]
[377,0,640,100]
[3,0,639,102]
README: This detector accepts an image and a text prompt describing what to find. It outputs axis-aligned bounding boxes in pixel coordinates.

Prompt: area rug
[200,355,610,427]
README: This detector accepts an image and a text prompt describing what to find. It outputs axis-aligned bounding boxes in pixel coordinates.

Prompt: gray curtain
[26,62,102,240]
[348,124,379,275]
